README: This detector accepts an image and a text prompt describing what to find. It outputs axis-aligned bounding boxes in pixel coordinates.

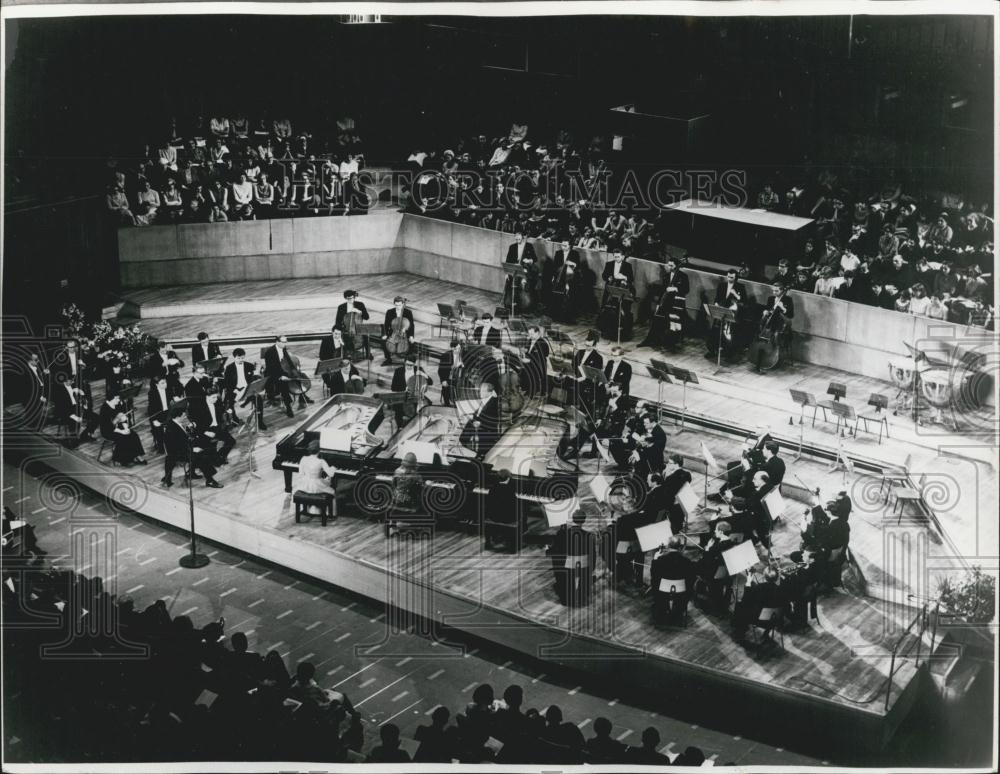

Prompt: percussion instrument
[920,367,959,428]
[888,356,920,413]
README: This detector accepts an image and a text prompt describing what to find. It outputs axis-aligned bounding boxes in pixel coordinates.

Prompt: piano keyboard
[281,461,362,478]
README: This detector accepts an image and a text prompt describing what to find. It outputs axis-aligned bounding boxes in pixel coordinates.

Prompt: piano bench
[293,491,336,527]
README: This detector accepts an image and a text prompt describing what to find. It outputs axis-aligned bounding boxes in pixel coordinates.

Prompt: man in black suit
[650,535,697,624]
[698,520,737,609]
[190,392,236,464]
[484,468,519,551]
[459,382,500,458]
[23,352,50,423]
[640,257,690,349]
[51,372,100,441]
[222,348,266,429]
[821,509,851,588]
[660,455,694,535]
[545,240,579,305]
[732,566,783,644]
[630,413,666,477]
[471,314,502,348]
[191,331,222,368]
[714,268,745,307]
[146,340,185,390]
[760,441,786,496]
[547,509,597,607]
[599,249,635,339]
[327,358,363,396]
[522,325,550,399]
[756,279,795,371]
[381,296,415,365]
[335,290,370,355]
[706,268,748,360]
[504,231,536,265]
[148,373,182,452]
[318,326,348,365]
[603,345,631,397]
[161,407,222,489]
[571,329,603,413]
[184,363,212,406]
[49,338,93,423]
[390,357,433,427]
[729,470,773,547]
[437,339,464,407]
[262,335,300,417]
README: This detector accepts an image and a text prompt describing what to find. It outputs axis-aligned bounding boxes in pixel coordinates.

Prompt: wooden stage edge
[6,429,923,756]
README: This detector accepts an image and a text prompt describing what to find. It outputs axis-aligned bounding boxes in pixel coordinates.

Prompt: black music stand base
[179,552,210,569]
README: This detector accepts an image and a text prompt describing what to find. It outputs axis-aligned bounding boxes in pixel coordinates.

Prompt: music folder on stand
[198,356,226,377]
[705,304,736,374]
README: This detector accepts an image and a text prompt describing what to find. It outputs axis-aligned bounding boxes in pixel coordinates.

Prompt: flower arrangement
[60,306,155,375]
[937,567,997,625]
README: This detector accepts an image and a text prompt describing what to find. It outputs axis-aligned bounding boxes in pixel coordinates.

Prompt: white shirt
[235,363,248,389]
[613,260,626,280]
[156,385,168,409]
[609,359,622,380]
[29,364,44,385]
[68,351,78,376]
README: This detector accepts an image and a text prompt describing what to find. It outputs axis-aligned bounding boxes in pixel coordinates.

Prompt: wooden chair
[855,393,890,444]
[750,606,785,650]
[890,473,927,523]
[878,452,913,500]
[293,491,336,527]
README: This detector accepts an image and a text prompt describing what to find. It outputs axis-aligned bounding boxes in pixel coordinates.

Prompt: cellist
[751,278,794,372]
[335,290,370,358]
[381,296,415,365]
[390,355,432,427]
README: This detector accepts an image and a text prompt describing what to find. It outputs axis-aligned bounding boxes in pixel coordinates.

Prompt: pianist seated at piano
[296,440,338,515]
[386,452,424,538]
[484,468,519,552]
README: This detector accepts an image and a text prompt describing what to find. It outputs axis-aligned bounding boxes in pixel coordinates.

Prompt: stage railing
[884,600,937,712]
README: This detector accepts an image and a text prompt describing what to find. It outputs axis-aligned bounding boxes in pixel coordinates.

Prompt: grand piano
[272,394,386,493]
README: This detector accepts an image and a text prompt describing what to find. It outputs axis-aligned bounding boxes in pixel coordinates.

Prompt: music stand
[788,388,817,461]
[358,322,384,379]
[706,304,736,372]
[240,378,270,478]
[644,366,673,424]
[830,401,857,438]
[374,390,409,434]
[314,358,342,397]
[666,365,697,433]
[547,328,575,358]
[604,285,633,346]
[502,263,527,320]
[198,357,226,377]
[118,382,143,426]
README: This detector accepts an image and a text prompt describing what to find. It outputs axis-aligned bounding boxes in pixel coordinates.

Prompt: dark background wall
[3,13,995,323]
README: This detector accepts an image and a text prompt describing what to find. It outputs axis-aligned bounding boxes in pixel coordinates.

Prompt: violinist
[607,488,646,587]
[547,509,597,607]
[438,339,464,407]
[733,566,783,645]
[192,331,222,367]
[184,363,212,404]
[660,455,694,535]
[223,348,266,430]
[579,381,628,460]
[718,423,773,497]
[571,330,603,413]
[697,520,737,609]
[603,346,631,397]
[263,335,311,418]
[725,470,772,547]
[650,536,697,624]
[146,339,185,390]
[335,290,370,356]
[328,357,364,396]
[521,325,550,399]
[191,392,236,465]
[705,269,746,361]
[628,414,666,477]
[390,356,432,427]
[148,373,182,453]
[382,296,414,366]
[161,406,223,489]
[99,392,147,466]
[639,257,689,350]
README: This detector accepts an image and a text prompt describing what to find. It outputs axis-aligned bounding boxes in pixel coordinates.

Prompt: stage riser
[6,431,911,757]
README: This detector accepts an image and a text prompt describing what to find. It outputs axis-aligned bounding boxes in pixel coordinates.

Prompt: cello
[387,314,411,363]
[747,287,789,372]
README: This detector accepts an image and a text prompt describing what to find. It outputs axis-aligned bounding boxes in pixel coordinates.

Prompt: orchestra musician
[697,520,738,609]
[628,414,666,478]
[599,249,635,340]
[191,331,222,367]
[783,549,822,627]
[295,439,338,517]
[147,372,182,453]
[335,290,370,356]
[546,239,580,307]
[23,352,50,421]
[459,381,500,458]
[381,296,415,366]
[503,249,541,316]
[659,455,694,535]
[50,338,95,435]
[571,330,603,414]
[98,392,147,466]
[471,314,502,348]
[603,346,632,397]
[547,509,597,607]
[607,488,647,587]
[391,356,433,427]
[484,468,519,552]
[386,452,423,538]
[705,268,746,361]
[161,406,223,489]
[726,470,773,547]
[263,335,312,417]
[718,423,773,495]
[577,380,628,460]
[753,278,795,372]
[521,325,550,399]
[328,357,364,396]
[639,257,690,350]
[650,536,697,625]
[822,506,851,589]
[184,363,212,404]
[146,339,185,390]
[190,392,236,465]
[438,339,464,407]
[223,348,266,430]
[504,231,536,266]
[732,566,783,645]
[318,326,348,390]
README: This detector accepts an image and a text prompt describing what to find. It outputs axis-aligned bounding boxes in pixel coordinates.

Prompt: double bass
[387,313,411,363]
[748,287,789,372]
[283,351,313,396]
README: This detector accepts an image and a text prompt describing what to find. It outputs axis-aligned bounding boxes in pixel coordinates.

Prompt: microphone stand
[179,425,210,569]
